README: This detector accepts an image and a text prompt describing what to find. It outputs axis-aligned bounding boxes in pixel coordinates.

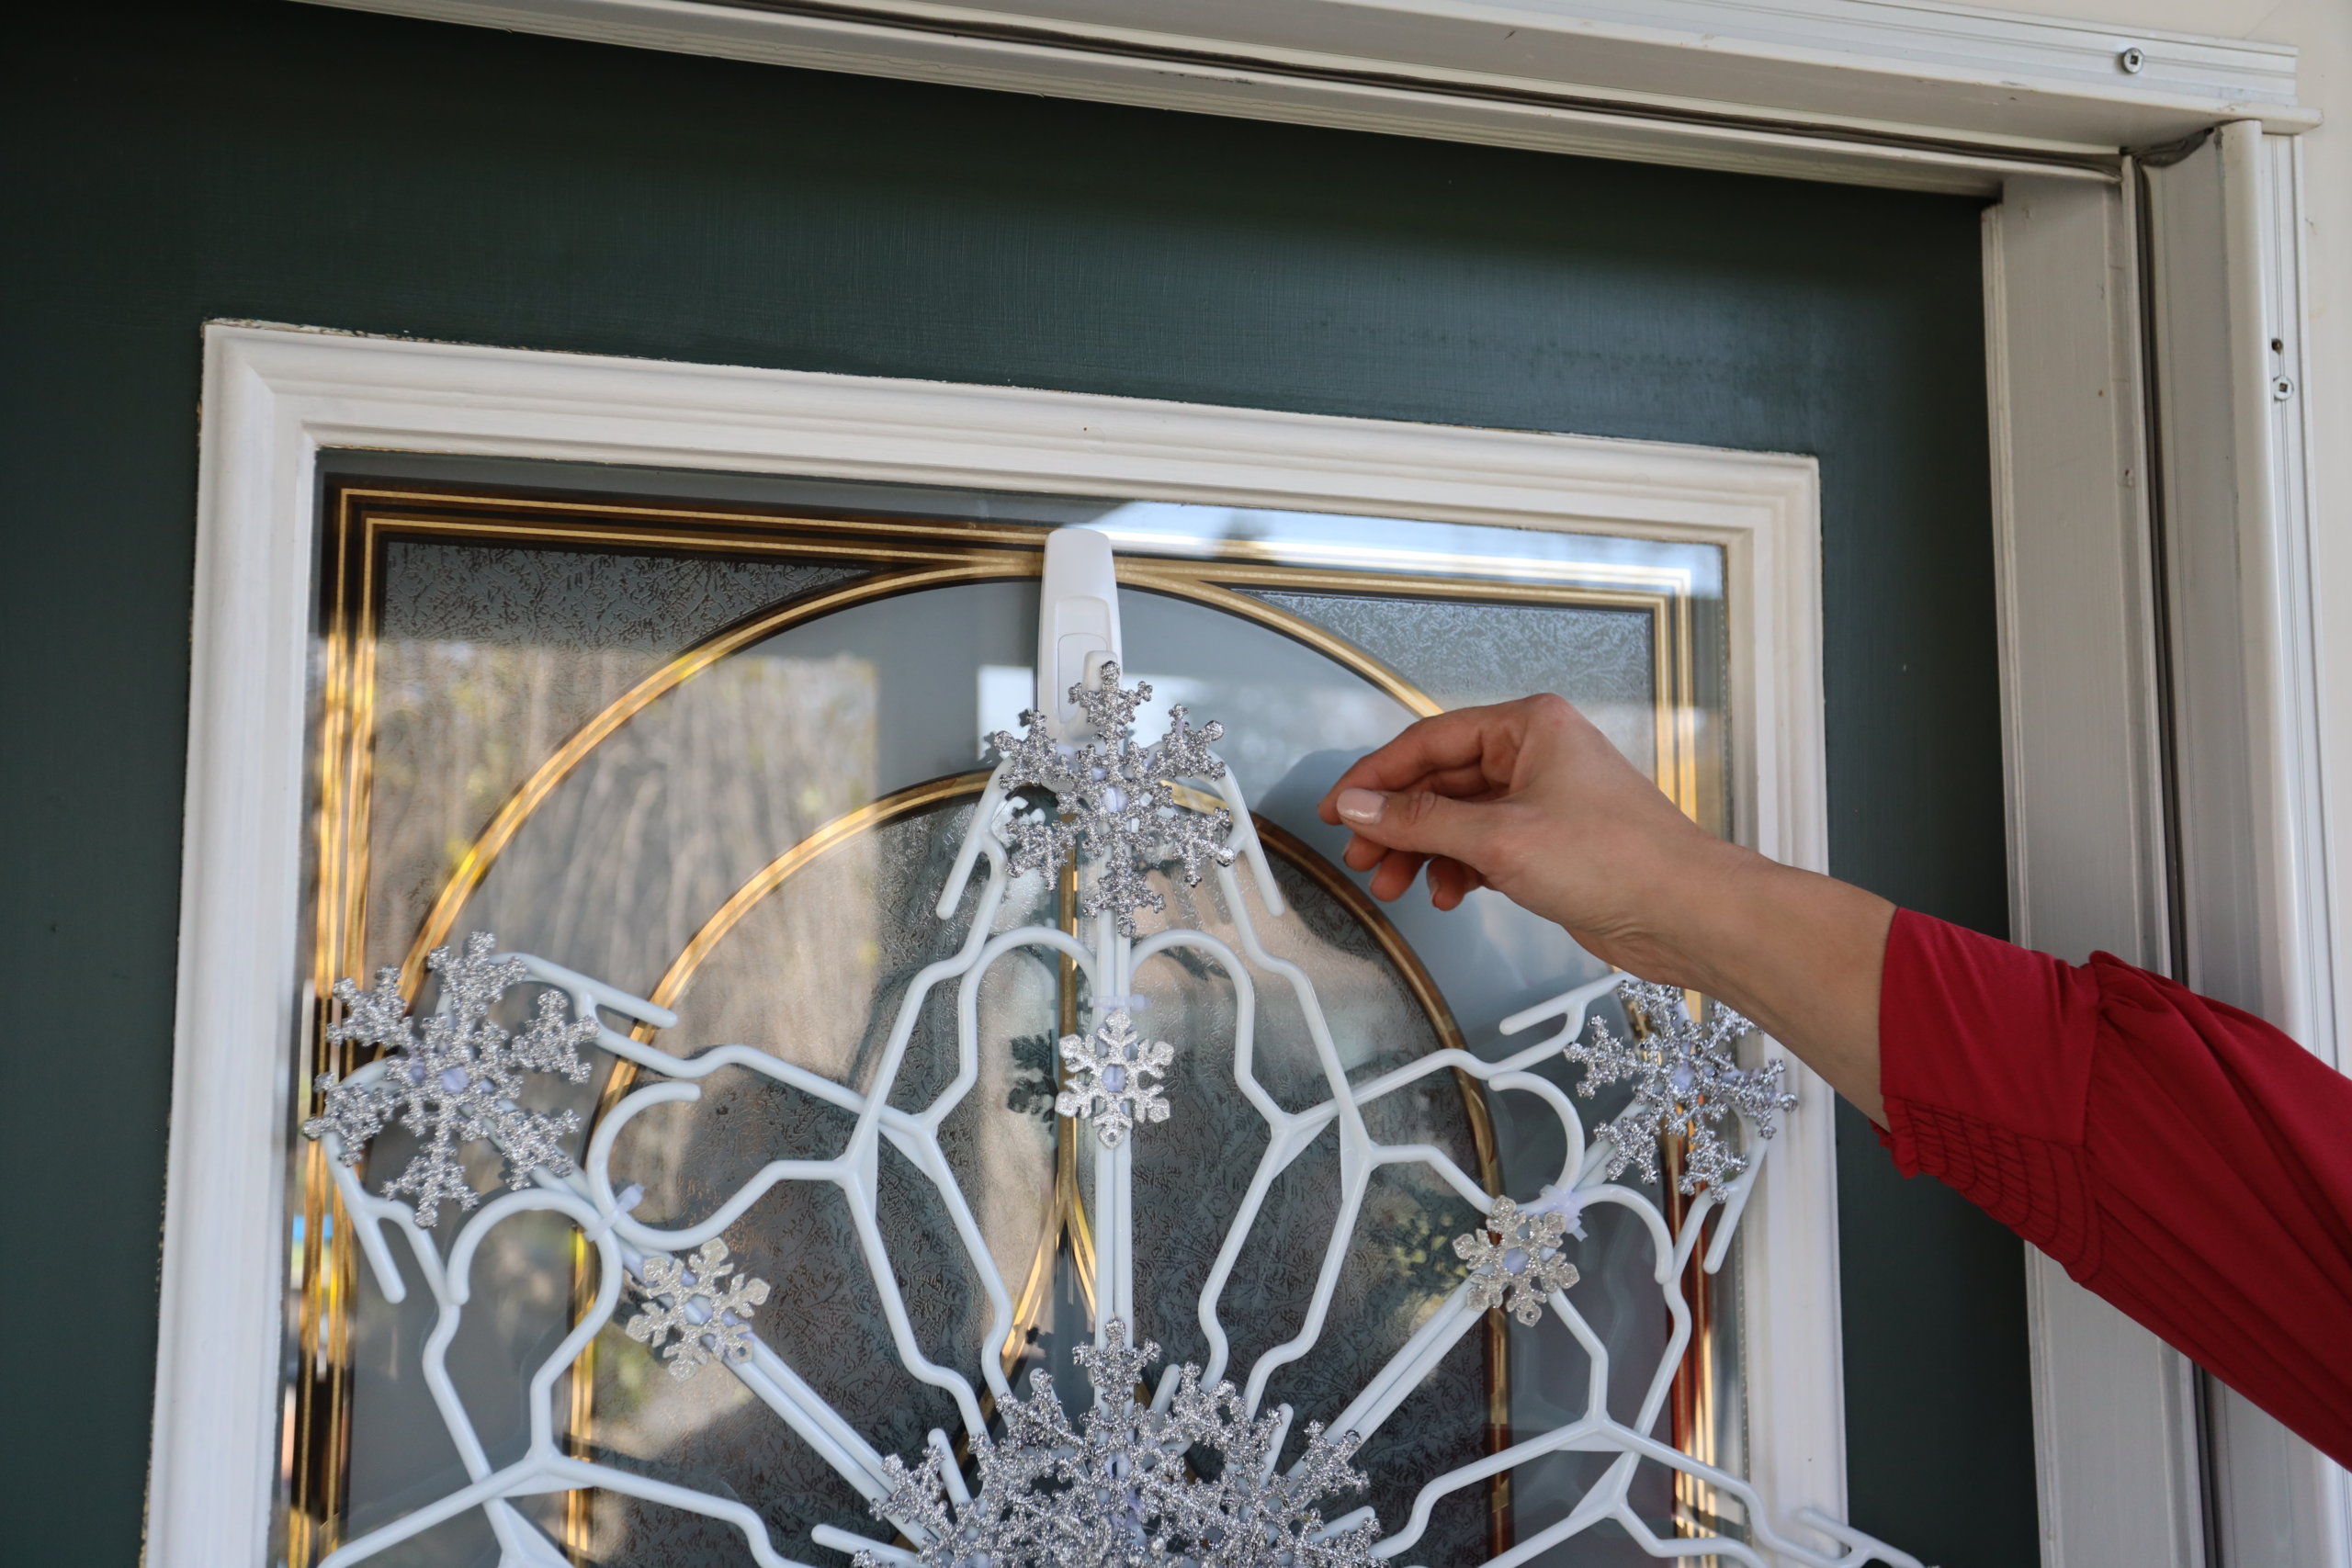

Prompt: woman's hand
[1316,694,1893,1120]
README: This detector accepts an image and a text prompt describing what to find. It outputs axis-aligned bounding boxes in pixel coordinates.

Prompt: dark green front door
[2,1,2026,1561]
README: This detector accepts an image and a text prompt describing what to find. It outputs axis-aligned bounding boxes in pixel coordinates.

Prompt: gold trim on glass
[398,559,1031,996]
[1118,558,1702,824]
[292,482,1718,1565]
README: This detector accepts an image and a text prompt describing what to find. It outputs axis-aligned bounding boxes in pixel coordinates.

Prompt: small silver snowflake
[624,1238,773,1381]
[987,660,1237,937]
[302,932,596,1227]
[1453,1196,1580,1325]
[1566,979,1798,1194]
[857,1320,1379,1568]
[1055,1008,1175,1147]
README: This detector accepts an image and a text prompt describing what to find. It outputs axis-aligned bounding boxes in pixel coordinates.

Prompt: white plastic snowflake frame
[301,725,1917,1568]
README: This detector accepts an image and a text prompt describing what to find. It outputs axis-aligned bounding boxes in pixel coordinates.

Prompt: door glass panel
[285,476,1737,1567]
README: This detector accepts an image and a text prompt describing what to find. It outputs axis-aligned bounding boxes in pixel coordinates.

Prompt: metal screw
[2273,376,2297,401]
[2120,46,2146,73]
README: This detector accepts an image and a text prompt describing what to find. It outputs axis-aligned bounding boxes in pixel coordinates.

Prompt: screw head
[2273,376,2297,401]
[2120,46,2147,73]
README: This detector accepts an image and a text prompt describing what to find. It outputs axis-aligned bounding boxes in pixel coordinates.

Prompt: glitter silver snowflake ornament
[857,1321,1381,1568]
[1453,1196,1581,1325]
[1057,1008,1177,1147]
[988,660,1238,937]
[1564,978,1798,1194]
[624,1238,773,1380]
[301,931,596,1226]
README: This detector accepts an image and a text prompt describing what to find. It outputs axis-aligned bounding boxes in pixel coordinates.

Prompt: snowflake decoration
[858,1321,1380,1568]
[1565,979,1798,1194]
[624,1238,774,1381]
[1453,1196,1581,1325]
[1057,1008,1176,1147]
[302,931,596,1226]
[987,660,1237,936]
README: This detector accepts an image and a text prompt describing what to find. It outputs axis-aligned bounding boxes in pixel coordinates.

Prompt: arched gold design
[400,558,1467,1000]
[646,771,992,1023]
[397,556,1032,994]
[395,529,1701,1006]
[571,776,1508,1548]
[1118,568,1443,723]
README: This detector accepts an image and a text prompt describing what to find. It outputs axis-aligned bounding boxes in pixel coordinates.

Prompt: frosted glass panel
[1241,591,1658,779]
[367,542,866,976]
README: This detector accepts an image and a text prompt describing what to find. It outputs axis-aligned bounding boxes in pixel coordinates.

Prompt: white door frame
[191,4,2348,1561]
[153,322,1838,1567]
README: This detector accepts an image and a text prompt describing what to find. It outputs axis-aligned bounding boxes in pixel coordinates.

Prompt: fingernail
[1336,788,1386,824]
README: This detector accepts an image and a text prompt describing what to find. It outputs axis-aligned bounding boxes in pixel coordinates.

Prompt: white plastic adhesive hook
[1037,527,1122,740]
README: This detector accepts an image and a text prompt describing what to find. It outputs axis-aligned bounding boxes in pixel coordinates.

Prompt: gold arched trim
[645,770,992,1026]
[1118,568,1443,722]
[1116,559,1700,821]
[398,557,1031,994]
[401,558,1475,997]
[583,771,1003,1205]
[583,773,1506,1517]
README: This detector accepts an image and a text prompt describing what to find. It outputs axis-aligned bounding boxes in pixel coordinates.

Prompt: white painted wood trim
[1983,171,2207,1568]
[1982,175,2167,976]
[150,322,1838,1566]
[294,0,2306,175]
[2145,120,2334,1094]
[2146,121,2351,1568]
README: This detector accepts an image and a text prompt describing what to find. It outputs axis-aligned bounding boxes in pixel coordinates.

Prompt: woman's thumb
[1333,787,1492,865]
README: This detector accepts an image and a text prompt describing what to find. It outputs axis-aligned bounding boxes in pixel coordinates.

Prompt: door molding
[153,321,1836,1567]
[293,0,2310,176]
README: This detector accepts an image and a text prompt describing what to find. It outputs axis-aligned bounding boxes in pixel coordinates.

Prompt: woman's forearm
[1653,843,1893,1122]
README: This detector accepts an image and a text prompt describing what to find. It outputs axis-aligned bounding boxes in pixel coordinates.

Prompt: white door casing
[154,321,1837,1567]
[2139,120,2348,1568]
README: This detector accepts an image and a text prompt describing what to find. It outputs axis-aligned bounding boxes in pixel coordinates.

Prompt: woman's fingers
[1317,697,1590,907]
[1317,705,1526,818]
[1426,855,1487,909]
[1332,785,1511,894]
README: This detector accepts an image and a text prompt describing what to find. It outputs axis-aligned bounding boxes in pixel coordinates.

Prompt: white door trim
[1983,168,2210,1568]
[292,0,2309,169]
[2139,120,2342,1568]
[152,321,1837,1568]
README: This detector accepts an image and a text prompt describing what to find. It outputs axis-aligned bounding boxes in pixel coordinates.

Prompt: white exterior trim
[1983,169,2211,1568]
[293,0,2306,175]
[2143,119,2346,1568]
[312,2,2097,197]
[1983,119,2348,1566]
[152,322,1838,1567]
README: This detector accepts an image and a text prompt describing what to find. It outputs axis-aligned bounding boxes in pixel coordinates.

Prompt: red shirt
[1877,908,2352,1465]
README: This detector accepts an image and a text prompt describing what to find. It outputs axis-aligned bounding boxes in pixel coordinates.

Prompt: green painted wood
[0,1,2027,1561]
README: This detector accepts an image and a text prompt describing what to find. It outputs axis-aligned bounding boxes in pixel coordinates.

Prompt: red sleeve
[1877,908,2352,1465]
